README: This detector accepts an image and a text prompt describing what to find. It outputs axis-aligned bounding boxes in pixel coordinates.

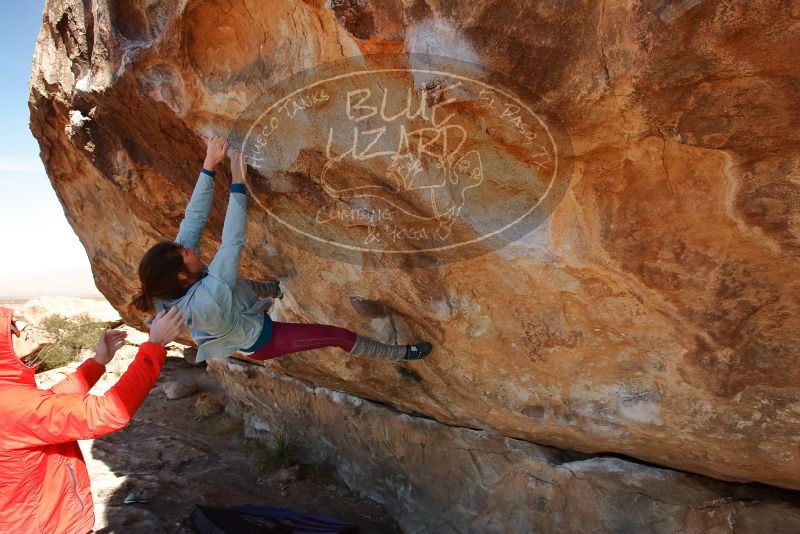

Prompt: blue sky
[0,0,99,296]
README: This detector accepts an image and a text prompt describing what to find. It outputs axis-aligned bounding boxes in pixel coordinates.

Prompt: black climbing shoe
[262,280,283,299]
[404,342,432,360]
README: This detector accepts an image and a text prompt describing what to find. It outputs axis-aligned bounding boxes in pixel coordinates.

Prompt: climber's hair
[131,241,190,312]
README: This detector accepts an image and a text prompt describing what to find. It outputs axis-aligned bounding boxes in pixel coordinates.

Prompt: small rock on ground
[163,379,198,400]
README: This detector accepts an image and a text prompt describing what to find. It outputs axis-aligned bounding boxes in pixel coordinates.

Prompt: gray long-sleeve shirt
[154,169,273,362]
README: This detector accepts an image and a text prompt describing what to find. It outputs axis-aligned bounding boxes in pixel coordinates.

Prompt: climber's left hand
[229,148,247,185]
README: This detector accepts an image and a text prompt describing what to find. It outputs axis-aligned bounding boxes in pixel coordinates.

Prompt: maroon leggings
[248,321,357,360]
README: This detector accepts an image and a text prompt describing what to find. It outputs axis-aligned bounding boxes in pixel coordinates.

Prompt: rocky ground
[35,333,400,533]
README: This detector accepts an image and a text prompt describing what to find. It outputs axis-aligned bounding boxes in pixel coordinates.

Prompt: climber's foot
[267,280,283,299]
[404,342,432,360]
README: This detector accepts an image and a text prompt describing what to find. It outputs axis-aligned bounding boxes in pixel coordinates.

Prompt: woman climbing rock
[132,134,432,363]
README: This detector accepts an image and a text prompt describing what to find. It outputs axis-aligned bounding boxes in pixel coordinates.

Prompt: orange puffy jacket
[0,307,167,534]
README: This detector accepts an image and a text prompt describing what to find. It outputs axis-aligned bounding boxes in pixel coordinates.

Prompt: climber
[131,134,432,364]
[0,306,185,534]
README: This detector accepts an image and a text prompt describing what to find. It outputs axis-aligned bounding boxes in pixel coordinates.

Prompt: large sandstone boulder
[29,0,800,494]
[211,358,800,534]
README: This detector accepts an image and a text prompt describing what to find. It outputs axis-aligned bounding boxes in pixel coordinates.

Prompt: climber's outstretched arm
[176,135,229,251]
[208,149,249,287]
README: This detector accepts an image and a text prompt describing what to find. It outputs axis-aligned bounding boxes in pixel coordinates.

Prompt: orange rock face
[29,0,800,489]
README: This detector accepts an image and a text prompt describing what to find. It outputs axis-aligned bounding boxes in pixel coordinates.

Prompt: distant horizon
[0,267,102,301]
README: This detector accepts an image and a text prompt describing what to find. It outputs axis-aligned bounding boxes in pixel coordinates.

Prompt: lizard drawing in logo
[320,124,485,241]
